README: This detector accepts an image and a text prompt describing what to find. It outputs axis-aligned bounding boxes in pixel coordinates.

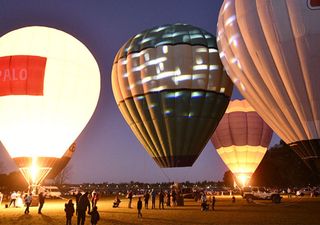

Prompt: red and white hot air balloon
[211,100,273,186]
[0,26,100,189]
[217,0,320,177]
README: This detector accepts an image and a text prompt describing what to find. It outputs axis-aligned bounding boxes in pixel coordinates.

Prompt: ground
[0,196,319,225]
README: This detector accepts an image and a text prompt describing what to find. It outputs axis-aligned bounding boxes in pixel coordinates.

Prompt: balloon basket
[31,195,39,207]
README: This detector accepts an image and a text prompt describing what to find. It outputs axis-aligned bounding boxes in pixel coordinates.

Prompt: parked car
[296,187,319,196]
[242,187,281,203]
[40,186,62,198]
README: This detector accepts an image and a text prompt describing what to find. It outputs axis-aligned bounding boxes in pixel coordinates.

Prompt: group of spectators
[66,191,100,225]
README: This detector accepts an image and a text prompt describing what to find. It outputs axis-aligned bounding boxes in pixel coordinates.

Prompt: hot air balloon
[112,24,233,167]
[0,26,100,190]
[217,0,320,177]
[46,143,76,179]
[211,99,273,186]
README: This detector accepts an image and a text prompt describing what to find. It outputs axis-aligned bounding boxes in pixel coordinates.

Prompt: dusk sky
[0,0,279,184]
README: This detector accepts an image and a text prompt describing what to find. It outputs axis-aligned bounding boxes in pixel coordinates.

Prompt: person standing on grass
[137,197,142,218]
[75,191,82,214]
[90,206,100,225]
[172,190,177,206]
[91,192,99,208]
[151,189,156,209]
[77,192,91,225]
[38,191,45,214]
[0,192,3,205]
[159,190,165,209]
[65,199,75,225]
[128,190,133,208]
[24,193,32,214]
[9,191,17,208]
[212,196,216,211]
[144,191,150,209]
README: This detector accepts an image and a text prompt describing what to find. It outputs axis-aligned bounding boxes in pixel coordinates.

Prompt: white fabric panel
[0,26,100,158]
[217,0,320,143]
[112,44,232,103]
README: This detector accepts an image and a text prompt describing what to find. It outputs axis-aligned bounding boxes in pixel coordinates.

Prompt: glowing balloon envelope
[217,0,320,175]
[211,100,273,186]
[0,26,100,186]
[112,24,233,167]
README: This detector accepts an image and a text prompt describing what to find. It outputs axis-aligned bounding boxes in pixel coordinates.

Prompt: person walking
[65,199,75,225]
[144,191,150,209]
[38,192,45,214]
[151,189,156,209]
[137,197,142,218]
[24,193,32,214]
[9,191,17,208]
[77,192,91,225]
[159,190,164,209]
[127,190,133,208]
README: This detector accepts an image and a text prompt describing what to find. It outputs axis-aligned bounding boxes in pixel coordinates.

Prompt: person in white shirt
[9,191,17,207]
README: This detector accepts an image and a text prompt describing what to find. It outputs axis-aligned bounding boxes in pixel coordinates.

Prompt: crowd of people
[0,188,236,223]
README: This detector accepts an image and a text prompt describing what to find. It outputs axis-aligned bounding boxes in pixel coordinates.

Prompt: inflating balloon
[211,99,273,186]
[112,24,233,167]
[0,26,100,188]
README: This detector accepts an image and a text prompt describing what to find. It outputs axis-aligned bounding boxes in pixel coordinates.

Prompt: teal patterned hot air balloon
[112,24,233,167]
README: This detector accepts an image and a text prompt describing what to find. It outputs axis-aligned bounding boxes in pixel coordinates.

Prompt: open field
[0,196,319,225]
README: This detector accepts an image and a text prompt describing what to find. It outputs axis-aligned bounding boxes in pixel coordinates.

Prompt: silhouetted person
[172,190,177,206]
[159,190,165,209]
[65,199,75,225]
[90,206,100,225]
[166,191,171,207]
[91,192,99,208]
[137,197,142,218]
[75,191,82,213]
[38,192,45,214]
[77,192,91,225]
[232,196,236,203]
[127,191,133,208]
[24,193,32,214]
[151,189,156,209]
[144,191,150,209]
[212,196,216,210]
[113,194,121,208]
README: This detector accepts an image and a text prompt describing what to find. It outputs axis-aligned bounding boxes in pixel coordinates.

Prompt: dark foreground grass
[0,196,319,225]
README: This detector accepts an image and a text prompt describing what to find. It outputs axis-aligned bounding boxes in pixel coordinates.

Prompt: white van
[40,186,62,198]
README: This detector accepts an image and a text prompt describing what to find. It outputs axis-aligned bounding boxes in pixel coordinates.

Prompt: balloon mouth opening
[235,173,251,187]
[13,156,57,186]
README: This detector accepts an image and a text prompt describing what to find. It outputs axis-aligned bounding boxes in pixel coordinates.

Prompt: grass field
[0,196,319,225]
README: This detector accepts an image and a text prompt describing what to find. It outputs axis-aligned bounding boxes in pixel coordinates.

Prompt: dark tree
[223,170,234,187]
[251,141,319,187]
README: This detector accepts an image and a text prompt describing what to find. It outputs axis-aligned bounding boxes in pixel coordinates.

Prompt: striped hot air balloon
[211,99,273,186]
[112,24,233,167]
[0,26,100,187]
[217,0,320,178]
